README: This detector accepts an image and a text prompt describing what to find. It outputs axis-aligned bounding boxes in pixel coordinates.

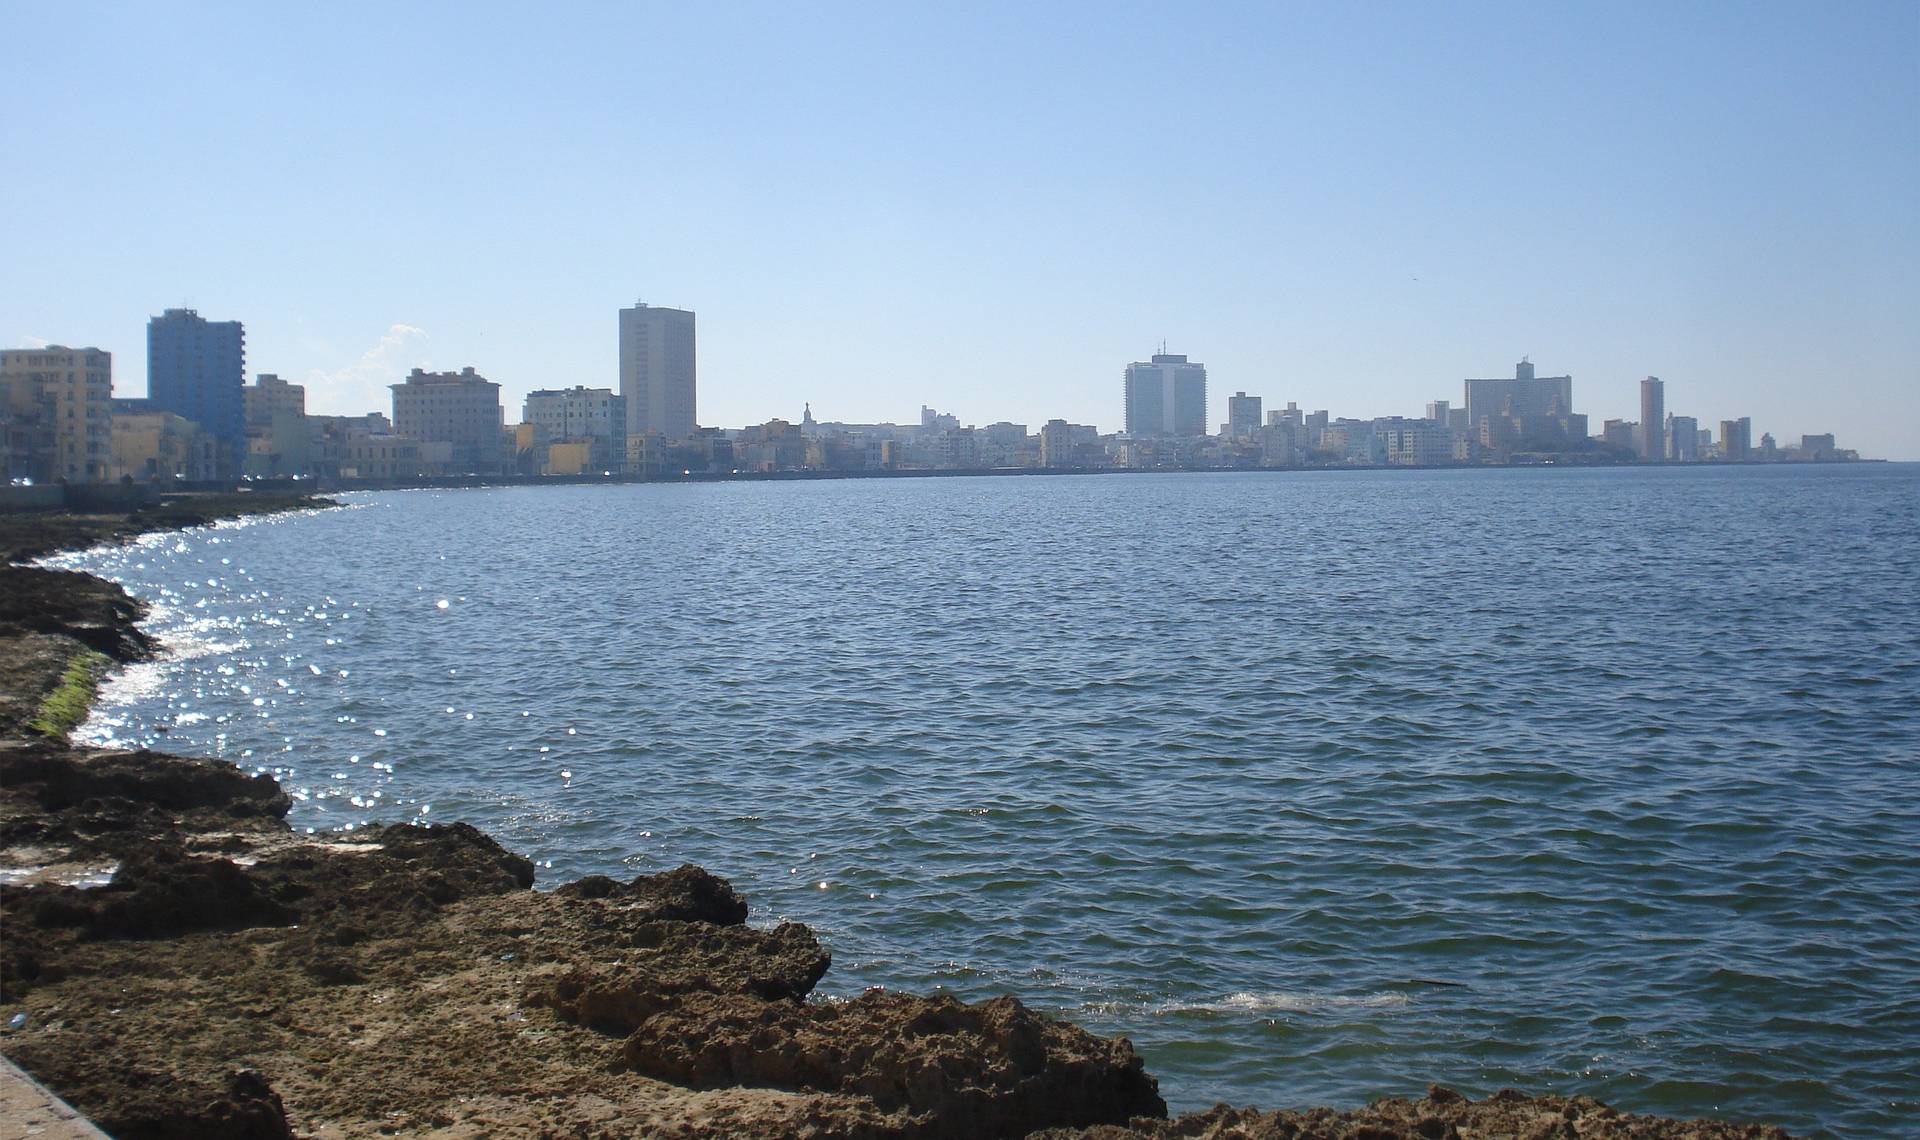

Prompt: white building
[1123,352,1207,437]
[619,302,696,441]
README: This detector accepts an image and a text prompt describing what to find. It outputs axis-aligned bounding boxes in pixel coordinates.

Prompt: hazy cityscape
[1,301,1863,489]
[4,4,1914,1139]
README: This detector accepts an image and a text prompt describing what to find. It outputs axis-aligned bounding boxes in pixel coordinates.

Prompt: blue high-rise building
[147,308,245,473]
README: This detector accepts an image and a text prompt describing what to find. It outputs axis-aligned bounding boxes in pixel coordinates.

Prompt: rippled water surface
[61,466,1920,1136]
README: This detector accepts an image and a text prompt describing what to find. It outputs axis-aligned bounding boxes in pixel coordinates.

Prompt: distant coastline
[216,451,1886,497]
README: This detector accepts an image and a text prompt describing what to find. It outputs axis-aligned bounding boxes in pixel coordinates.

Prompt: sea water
[62,465,1920,1137]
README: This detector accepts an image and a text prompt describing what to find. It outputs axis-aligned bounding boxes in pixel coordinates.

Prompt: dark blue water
[60,466,1920,1137]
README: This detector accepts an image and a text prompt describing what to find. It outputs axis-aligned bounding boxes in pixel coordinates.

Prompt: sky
[4,2,1916,458]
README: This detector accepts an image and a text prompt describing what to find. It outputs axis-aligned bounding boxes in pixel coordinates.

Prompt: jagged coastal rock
[0,496,1794,1138]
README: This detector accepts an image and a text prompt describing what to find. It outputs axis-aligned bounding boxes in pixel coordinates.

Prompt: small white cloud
[304,324,430,415]
[18,335,51,349]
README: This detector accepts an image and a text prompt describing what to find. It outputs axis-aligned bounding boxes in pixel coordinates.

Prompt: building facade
[1463,359,1574,435]
[110,399,219,482]
[148,309,245,473]
[618,303,697,441]
[1720,417,1752,461]
[1225,392,1262,438]
[524,386,626,472]
[1639,376,1665,460]
[1667,414,1700,462]
[1123,353,1207,437]
[244,374,305,426]
[0,346,112,482]
[390,367,504,472]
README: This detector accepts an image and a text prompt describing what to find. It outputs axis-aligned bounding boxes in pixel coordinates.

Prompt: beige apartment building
[391,367,503,472]
[0,346,113,483]
[111,406,219,482]
[244,373,306,425]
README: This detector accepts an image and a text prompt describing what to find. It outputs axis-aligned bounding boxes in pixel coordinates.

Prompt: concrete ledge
[0,1054,109,1139]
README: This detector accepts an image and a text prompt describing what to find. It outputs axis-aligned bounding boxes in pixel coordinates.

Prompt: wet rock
[12,840,292,938]
[556,862,748,924]
[1030,1086,1796,1139]
[3,743,292,819]
[533,919,830,1033]
[623,990,1167,1139]
[0,566,155,662]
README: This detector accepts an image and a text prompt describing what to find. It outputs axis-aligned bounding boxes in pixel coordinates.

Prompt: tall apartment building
[1639,376,1665,460]
[1462,359,1574,432]
[148,309,245,473]
[1225,392,1262,438]
[1720,417,1752,461]
[618,303,696,440]
[1123,352,1207,437]
[0,346,113,482]
[391,367,504,471]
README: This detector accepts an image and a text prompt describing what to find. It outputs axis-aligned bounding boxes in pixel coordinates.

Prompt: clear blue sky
[5,1,1916,457]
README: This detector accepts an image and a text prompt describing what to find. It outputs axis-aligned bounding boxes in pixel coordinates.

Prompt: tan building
[337,435,451,480]
[110,405,219,482]
[0,346,113,482]
[244,373,306,426]
[544,440,594,475]
[390,367,504,472]
[243,374,311,476]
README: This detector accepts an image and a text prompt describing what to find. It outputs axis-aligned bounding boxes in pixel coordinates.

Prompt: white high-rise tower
[618,302,696,440]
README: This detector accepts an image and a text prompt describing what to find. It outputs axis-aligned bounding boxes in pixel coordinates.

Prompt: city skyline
[2,305,1871,477]
[4,4,1915,458]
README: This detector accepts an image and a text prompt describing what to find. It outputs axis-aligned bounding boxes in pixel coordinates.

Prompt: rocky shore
[0,495,1793,1138]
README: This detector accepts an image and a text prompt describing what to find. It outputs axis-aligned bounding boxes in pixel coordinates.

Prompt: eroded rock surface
[1034,1085,1796,1139]
[626,990,1167,1139]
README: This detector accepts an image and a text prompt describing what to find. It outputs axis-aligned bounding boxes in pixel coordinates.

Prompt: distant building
[1720,417,1752,462]
[1225,391,1262,438]
[919,405,960,432]
[977,421,1032,467]
[243,374,311,477]
[110,399,218,482]
[0,346,112,482]
[1380,418,1450,466]
[1463,359,1574,438]
[1800,433,1837,460]
[148,309,245,473]
[524,386,626,472]
[1639,376,1665,460]
[1039,419,1075,467]
[1123,352,1207,437]
[391,367,504,472]
[618,302,696,441]
[244,374,305,426]
[338,434,431,480]
[1667,414,1699,462]
[1600,419,1636,452]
